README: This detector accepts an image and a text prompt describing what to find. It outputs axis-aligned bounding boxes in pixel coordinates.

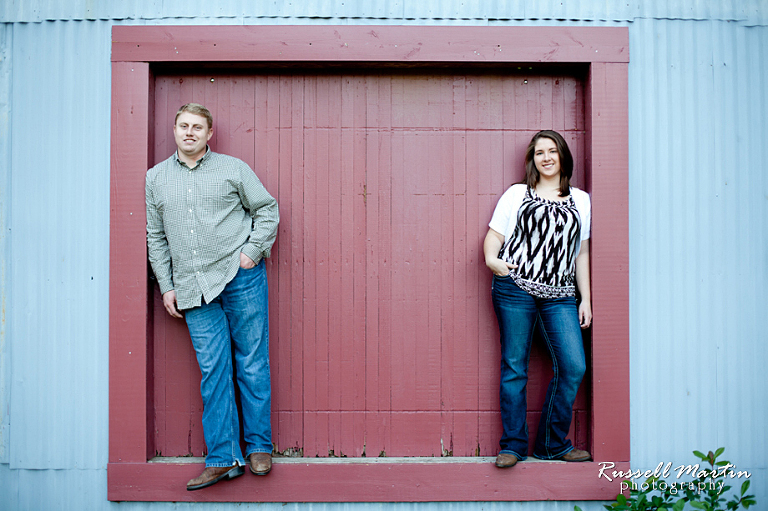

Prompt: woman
[483,130,592,468]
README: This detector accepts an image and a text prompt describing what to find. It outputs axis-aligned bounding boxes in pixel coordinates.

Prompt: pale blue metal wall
[1,2,766,510]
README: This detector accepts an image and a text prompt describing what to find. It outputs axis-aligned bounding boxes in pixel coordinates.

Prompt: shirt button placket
[191,168,205,295]
[186,167,200,281]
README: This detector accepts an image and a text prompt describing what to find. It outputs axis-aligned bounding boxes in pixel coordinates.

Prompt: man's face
[174,112,213,160]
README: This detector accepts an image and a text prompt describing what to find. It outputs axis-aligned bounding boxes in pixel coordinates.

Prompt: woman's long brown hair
[523,130,574,197]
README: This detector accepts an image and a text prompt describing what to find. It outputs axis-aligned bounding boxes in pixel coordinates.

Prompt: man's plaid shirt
[146,148,279,310]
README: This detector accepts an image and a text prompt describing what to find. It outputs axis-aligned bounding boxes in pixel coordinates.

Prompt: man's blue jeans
[491,275,586,461]
[184,261,272,467]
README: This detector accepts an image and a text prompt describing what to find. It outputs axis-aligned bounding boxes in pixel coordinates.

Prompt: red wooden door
[150,68,589,459]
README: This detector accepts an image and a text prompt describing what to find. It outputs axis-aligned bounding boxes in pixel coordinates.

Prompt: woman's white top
[489,184,591,298]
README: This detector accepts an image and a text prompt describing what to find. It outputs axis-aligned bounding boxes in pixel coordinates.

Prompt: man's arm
[237,166,279,264]
[146,175,181,317]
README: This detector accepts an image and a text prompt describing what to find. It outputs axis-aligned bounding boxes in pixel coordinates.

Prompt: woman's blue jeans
[184,261,272,467]
[491,275,586,460]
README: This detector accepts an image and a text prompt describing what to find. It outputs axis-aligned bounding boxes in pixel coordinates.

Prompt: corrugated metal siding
[2,0,768,24]
[627,19,768,511]
[0,22,11,465]
[2,462,601,511]
[628,17,768,471]
[7,20,111,470]
[1,2,767,510]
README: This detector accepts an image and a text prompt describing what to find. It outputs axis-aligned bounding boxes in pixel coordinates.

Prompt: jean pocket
[239,258,264,271]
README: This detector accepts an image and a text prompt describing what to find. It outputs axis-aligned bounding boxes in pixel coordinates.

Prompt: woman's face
[533,137,561,180]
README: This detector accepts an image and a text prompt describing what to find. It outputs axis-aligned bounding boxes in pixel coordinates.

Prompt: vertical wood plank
[388,75,406,430]
[147,67,595,461]
[275,74,296,452]
[372,75,393,457]
[339,77,356,444]
[450,76,471,455]
[326,75,343,441]
[587,62,630,462]
[302,74,319,456]
[364,76,381,442]
[150,77,170,457]
[313,75,331,435]
[110,61,151,463]
[463,75,483,454]
[290,74,306,451]
[349,75,368,456]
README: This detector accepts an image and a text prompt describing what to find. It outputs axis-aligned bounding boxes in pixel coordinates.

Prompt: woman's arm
[575,239,592,328]
[484,229,517,276]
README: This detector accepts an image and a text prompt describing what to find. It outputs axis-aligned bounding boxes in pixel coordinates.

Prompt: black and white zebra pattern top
[498,187,582,299]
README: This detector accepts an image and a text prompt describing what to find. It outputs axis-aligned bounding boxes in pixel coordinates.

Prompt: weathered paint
[149,70,591,459]
[111,25,629,63]
[109,458,625,502]
[108,24,630,502]
[109,60,153,464]
[585,61,630,462]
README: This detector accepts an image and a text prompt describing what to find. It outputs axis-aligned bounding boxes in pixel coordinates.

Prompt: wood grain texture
[109,25,630,502]
[109,62,152,463]
[149,71,591,459]
[587,63,631,462]
[112,25,629,64]
[108,459,630,502]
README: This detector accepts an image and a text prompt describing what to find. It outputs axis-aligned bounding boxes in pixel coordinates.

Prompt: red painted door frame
[109,25,629,502]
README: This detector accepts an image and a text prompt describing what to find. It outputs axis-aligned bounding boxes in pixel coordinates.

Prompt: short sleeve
[573,189,591,241]
[489,184,526,241]
[489,194,513,237]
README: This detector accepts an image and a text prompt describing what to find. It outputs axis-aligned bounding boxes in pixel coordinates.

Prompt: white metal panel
[0,22,12,465]
[627,20,768,510]
[2,0,767,24]
[708,16,767,467]
[7,20,111,470]
[0,461,606,511]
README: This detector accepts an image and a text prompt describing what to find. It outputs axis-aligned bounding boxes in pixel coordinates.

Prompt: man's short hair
[175,103,213,129]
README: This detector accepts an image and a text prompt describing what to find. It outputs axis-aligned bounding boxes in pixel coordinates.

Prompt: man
[146,103,279,491]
